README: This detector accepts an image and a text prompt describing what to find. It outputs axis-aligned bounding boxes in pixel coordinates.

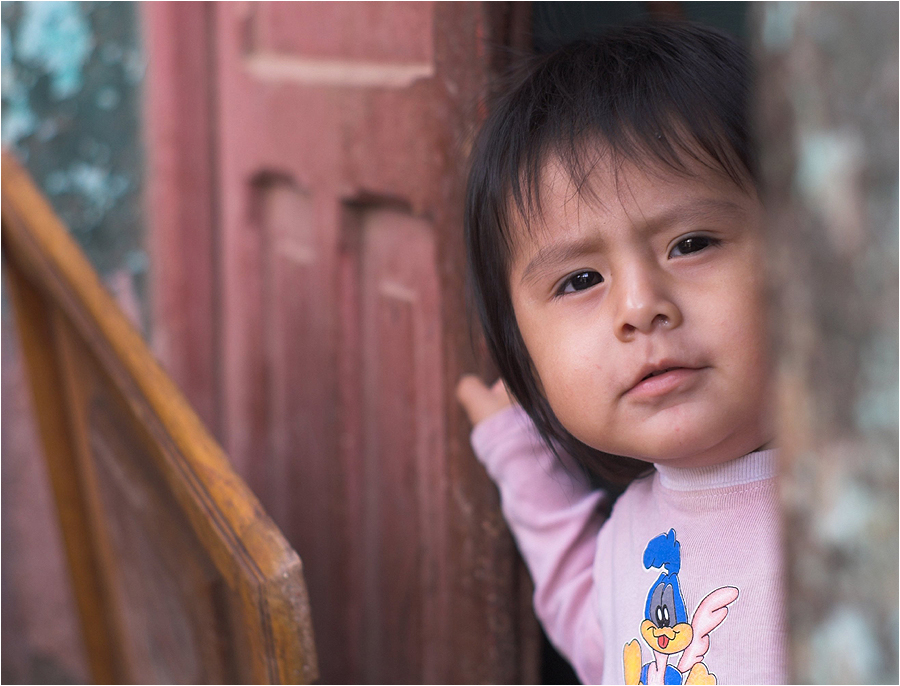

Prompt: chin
[652,429,771,468]
[600,431,733,469]
[626,431,712,465]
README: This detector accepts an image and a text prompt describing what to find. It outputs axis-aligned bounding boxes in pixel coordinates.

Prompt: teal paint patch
[796,131,860,200]
[2,23,12,70]
[794,129,865,254]
[125,249,149,276]
[122,48,145,84]
[44,162,130,224]
[761,2,798,52]
[809,607,883,683]
[855,334,899,432]
[1,23,37,143]
[815,479,876,545]
[95,85,119,110]
[99,42,123,64]
[1,1,147,300]
[16,1,93,100]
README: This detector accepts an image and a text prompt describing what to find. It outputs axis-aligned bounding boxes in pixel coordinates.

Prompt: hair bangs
[499,27,754,245]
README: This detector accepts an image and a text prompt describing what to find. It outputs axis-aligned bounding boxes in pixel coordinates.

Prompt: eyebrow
[642,198,747,233]
[517,198,747,287]
[518,236,605,288]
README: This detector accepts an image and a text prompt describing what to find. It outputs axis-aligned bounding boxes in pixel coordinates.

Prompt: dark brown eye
[560,270,603,294]
[671,236,716,257]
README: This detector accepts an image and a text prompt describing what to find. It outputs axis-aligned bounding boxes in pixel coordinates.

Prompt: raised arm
[458,376,607,680]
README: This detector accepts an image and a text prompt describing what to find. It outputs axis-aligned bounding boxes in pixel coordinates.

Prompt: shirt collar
[654,449,778,492]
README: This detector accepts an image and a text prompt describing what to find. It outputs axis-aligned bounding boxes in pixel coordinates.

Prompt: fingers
[489,378,509,396]
[456,374,514,426]
[456,374,492,412]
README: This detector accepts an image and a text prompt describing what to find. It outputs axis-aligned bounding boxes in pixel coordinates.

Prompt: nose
[613,264,683,341]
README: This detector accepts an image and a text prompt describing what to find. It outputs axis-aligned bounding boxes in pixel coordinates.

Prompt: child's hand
[456,375,515,426]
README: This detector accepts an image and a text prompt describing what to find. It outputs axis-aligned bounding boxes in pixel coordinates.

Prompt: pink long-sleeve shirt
[472,406,787,685]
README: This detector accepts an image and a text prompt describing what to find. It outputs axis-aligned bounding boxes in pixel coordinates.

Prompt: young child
[457,23,786,685]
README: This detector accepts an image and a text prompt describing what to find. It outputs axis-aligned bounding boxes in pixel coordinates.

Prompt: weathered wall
[1,2,145,682]
[752,3,899,683]
[1,1,147,302]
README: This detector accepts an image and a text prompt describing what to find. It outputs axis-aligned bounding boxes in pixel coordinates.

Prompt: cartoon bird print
[623,529,739,685]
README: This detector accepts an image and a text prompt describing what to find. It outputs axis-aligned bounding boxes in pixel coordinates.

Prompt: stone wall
[753,3,899,682]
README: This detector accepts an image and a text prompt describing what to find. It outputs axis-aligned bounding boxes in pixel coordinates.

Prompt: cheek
[519,323,614,439]
[702,268,769,355]
[535,332,609,398]
[515,314,577,412]
[702,282,773,415]
[518,310,592,379]
[729,289,770,368]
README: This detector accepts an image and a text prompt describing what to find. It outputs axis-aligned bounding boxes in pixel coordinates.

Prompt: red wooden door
[145,3,536,683]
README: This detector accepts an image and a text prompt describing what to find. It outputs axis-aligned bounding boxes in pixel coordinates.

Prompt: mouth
[657,635,669,649]
[641,367,680,381]
[627,363,705,399]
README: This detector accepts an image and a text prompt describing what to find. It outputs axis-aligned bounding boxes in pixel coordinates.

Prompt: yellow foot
[623,639,642,685]
[685,662,717,685]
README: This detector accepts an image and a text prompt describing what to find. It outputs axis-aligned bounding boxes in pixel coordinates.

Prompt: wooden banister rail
[1,152,318,684]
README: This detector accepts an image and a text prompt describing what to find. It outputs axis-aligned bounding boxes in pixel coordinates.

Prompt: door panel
[149,2,538,682]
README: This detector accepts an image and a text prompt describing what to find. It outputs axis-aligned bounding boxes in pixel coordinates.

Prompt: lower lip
[628,368,702,399]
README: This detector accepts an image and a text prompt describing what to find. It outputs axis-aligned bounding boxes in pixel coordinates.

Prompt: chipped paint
[854,333,899,431]
[809,607,883,683]
[1,1,145,287]
[795,131,860,201]
[753,2,898,683]
[44,162,130,217]
[95,85,120,110]
[761,2,798,51]
[814,478,876,545]
[125,249,149,276]
[122,48,145,84]
[16,2,93,99]
[2,22,37,143]
[795,129,866,254]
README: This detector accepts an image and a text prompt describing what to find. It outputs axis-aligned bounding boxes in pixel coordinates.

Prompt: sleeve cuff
[470,405,534,459]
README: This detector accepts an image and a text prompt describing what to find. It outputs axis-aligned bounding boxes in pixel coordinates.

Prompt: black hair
[464,22,756,485]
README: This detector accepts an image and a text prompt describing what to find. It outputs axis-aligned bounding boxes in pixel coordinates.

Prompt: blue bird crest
[643,529,688,625]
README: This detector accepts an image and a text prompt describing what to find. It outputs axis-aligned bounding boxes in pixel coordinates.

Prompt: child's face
[508,154,774,469]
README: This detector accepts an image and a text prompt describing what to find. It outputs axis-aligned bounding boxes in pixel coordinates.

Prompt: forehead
[506,150,759,268]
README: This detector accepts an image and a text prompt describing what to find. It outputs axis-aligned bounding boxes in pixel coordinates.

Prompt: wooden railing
[1,151,318,684]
